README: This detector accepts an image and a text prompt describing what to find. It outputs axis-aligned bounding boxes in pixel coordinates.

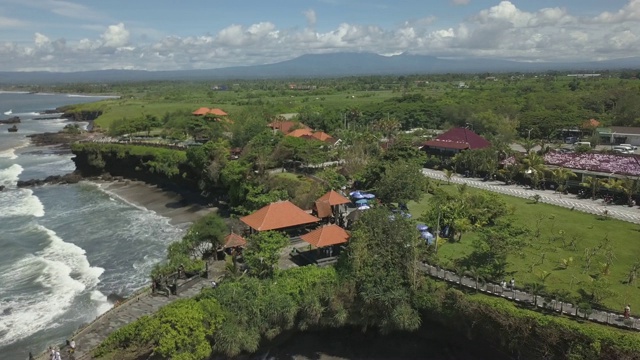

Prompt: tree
[244,231,289,278]
[580,176,604,200]
[443,169,455,184]
[185,139,231,193]
[374,161,429,204]
[465,266,487,291]
[551,167,576,194]
[521,152,547,189]
[184,212,228,259]
[525,282,546,307]
[339,207,424,332]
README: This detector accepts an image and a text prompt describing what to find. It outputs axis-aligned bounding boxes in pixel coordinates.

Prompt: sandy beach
[98,180,216,227]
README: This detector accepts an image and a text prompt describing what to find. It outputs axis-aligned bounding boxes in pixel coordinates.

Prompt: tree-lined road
[422,168,640,224]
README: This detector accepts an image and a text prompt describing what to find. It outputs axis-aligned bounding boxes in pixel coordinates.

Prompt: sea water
[0,93,185,359]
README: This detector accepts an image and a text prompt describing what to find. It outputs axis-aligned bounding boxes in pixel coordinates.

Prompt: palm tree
[526,282,546,307]
[521,153,547,189]
[551,167,577,194]
[520,138,537,154]
[551,289,573,313]
[466,266,486,291]
[443,169,455,184]
[580,176,604,200]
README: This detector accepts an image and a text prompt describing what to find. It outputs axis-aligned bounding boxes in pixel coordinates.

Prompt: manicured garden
[409,181,640,312]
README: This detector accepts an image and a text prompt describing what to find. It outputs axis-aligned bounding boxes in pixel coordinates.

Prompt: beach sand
[99,180,215,227]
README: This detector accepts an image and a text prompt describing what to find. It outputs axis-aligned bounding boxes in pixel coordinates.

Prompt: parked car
[574,141,591,148]
[613,146,632,154]
[564,136,578,144]
[619,144,638,151]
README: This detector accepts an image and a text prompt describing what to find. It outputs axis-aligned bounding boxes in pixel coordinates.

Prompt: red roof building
[287,128,315,138]
[240,200,320,231]
[311,131,337,144]
[422,127,491,152]
[192,107,211,116]
[317,190,350,206]
[268,121,311,135]
[300,224,350,248]
[223,233,247,248]
[209,108,228,116]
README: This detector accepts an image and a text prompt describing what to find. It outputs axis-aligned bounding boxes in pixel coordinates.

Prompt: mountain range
[1,52,639,84]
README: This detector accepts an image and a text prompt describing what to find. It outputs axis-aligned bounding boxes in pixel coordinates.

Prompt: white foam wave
[0,163,23,187]
[0,188,45,218]
[66,94,119,99]
[12,111,40,116]
[0,226,106,346]
[0,148,17,159]
[0,91,29,94]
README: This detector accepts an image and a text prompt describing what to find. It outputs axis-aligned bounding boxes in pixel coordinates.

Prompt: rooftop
[240,200,320,231]
[422,127,491,150]
[300,224,350,248]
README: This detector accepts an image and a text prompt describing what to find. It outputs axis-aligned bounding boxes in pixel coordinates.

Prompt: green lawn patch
[409,182,640,312]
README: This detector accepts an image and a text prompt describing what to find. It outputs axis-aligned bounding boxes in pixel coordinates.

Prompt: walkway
[421,168,640,225]
[421,263,640,330]
[37,262,224,360]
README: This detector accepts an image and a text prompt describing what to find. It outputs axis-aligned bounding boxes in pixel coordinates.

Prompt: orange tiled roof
[209,108,228,116]
[193,107,211,116]
[224,233,247,248]
[317,190,350,206]
[240,200,320,231]
[311,131,335,143]
[268,121,311,134]
[287,128,314,138]
[300,224,350,248]
[314,200,333,218]
[582,118,600,129]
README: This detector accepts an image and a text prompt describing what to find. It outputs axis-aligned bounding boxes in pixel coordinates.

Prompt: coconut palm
[521,152,547,189]
[551,167,577,194]
[443,169,455,184]
[465,266,487,291]
[580,176,604,200]
[526,282,546,307]
[520,138,537,154]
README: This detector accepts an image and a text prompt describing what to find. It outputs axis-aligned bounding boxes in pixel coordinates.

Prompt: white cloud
[0,15,29,28]
[2,1,640,71]
[101,23,130,48]
[34,32,50,47]
[304,9,317,27]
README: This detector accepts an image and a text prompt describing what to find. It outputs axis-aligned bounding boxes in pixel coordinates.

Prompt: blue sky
[0,0,638,71]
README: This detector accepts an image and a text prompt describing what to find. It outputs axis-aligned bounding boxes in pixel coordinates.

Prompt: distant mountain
[1,52,639,84]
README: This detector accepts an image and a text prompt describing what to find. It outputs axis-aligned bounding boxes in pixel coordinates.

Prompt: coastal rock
[106,293,126,304]
[0,185,4,192]
[17,173,83,188]
[2,307,11,316]
[27,132,88,148]
[0,116,20,124]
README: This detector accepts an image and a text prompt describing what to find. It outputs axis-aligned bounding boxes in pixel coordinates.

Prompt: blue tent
[362,193,376,199]
[355,199,369,205]
[421,231,435,245]
[416,224,429,231]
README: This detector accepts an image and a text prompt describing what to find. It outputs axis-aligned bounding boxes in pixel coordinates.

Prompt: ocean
[0,93,185,359]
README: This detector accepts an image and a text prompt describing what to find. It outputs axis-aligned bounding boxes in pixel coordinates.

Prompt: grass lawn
[408,182,640,312]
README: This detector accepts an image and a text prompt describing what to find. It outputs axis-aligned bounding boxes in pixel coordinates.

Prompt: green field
[408,182,640,312]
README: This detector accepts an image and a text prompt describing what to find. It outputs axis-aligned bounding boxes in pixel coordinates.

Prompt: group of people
[500,278,516,291]
[44,339,75,360]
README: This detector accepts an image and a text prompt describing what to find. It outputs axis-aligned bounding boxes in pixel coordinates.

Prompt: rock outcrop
[0,116,20,124]
[17,173,83,187]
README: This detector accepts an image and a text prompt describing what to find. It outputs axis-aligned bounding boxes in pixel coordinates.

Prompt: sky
[0,0,638,72]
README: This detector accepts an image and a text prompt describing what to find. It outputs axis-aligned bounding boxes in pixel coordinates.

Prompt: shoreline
[95,180,215,227]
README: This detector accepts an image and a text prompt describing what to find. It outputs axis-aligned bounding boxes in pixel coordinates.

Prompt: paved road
[422,168,640,225]
[421,263,640,330]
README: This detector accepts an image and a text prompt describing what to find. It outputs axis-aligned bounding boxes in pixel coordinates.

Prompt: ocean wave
[0,148,18,160]
[0,225,106,346]
[66,94,120,99]
[0,163,23,187]
[0,188,45,218]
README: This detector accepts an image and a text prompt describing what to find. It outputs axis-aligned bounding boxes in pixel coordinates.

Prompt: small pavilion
[314,190,351,224]
[240,200,320,233]
[223,233,247,249]
[297,224,350,265]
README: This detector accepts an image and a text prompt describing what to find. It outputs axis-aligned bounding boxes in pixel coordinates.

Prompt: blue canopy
[349,190,363,197]
[362,193,376,199]
[355,199,369,205]
[357,205,371,210]
[421,231,435,245]
[416,224,429,231]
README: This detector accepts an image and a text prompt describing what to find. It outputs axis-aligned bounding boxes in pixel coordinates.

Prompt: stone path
[422,168,640,224]
[37,262,224,360]
[421,263,640,330]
